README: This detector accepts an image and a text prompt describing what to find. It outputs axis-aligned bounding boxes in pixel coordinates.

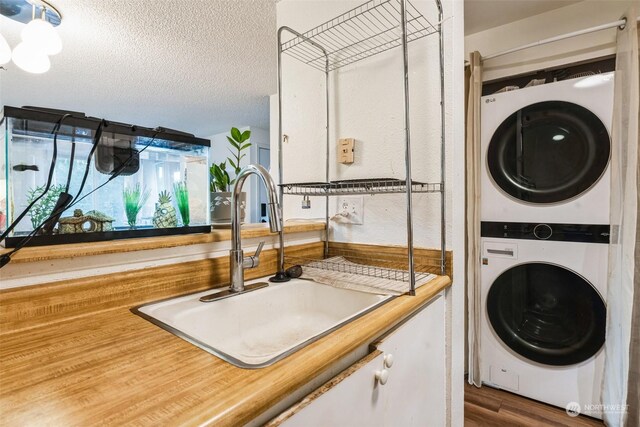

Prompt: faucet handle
[254,241,265,258]
[243,241,265,269]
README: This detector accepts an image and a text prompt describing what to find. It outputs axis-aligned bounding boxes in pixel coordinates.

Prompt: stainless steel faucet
[230,164,281,292]
[200,164,282,303]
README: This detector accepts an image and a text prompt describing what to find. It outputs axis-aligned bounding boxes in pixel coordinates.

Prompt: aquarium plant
[122,183,150,229]
[173,181,190,226]
[152,190,177,228]
[26,184,66,229]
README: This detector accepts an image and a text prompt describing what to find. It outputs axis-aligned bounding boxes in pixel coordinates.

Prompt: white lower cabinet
[272,292,446,427]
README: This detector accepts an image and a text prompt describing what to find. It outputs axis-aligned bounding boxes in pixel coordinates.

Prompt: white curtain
[603,9,639,427]
[466,51,482,387]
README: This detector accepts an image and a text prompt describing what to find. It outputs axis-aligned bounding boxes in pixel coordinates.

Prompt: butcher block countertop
[0,275,451,426]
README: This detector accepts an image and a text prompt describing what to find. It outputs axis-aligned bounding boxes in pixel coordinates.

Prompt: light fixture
[11,41,50,73]
[0,0,62,73]
[21,16,62,55]
[0,33,11,65]
[552,134,566,142]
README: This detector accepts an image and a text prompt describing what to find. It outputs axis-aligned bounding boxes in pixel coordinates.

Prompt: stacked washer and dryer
[479,72,614,419]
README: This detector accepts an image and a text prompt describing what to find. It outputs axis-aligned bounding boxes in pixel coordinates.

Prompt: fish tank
[1,106,210,248]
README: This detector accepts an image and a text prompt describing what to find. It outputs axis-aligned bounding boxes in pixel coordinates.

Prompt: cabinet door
[273,293,446,427]
[375,293,446,426]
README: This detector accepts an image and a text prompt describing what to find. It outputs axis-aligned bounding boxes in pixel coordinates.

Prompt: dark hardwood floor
[464,382,605,426]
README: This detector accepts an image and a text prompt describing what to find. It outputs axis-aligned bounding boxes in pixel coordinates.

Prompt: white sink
[134,278,391,368]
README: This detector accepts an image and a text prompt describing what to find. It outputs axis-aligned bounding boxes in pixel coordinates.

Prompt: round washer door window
[487,263,606,366]
[487,101,610,203]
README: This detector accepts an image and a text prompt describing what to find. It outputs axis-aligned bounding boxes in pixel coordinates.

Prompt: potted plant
[210,127,251,225]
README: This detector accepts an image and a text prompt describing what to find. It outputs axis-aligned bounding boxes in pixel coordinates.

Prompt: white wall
[465,0,635,81]
[449,1,466,425]
[274,1,466,424]
[275,0,448,249]
[247,126,271,222]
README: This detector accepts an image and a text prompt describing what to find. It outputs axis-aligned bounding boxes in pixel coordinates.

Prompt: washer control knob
[533,224,553,240]
[383,353,394,368]
[375,369,389,385]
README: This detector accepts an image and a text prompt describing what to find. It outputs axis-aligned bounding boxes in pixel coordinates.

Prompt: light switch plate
[336,196,364,224]
[338,138,355,164]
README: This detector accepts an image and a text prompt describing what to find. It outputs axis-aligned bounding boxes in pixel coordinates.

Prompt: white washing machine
[480,222,608,419]
[481,73,614,224]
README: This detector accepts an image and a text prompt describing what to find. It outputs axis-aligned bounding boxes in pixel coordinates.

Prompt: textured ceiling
[464,0,582,35]
[0,0,277,137]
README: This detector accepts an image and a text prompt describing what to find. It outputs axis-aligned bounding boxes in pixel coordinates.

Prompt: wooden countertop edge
[191,276,452,426]
[0,221,325,264]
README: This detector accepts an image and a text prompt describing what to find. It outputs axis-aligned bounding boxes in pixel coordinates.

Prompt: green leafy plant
[227,127,251,177]
[173,181,190,226]
[26,184,66,229]
[209,127,251,193]
[227,128,251,176]
[209,161,231,192]
[122,183,150,228]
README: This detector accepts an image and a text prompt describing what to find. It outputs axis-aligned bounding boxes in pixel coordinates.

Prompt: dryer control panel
[481,221,610,244]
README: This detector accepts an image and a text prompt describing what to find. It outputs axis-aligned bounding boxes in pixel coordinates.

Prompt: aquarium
[1,106,210,247]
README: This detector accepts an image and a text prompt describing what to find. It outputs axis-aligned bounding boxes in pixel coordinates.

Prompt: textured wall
[274,0,451,250]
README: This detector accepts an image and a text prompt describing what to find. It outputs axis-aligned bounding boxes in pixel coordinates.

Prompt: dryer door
[487,101,610,204]
[487,262,606,366]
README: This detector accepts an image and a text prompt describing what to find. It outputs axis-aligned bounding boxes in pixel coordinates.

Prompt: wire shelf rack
[286,247,437,283]
[280,0,439,72]
[280,178,442,196]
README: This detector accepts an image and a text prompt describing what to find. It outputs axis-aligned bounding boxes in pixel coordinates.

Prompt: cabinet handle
[375,369,389,385]
[384,353,394,368]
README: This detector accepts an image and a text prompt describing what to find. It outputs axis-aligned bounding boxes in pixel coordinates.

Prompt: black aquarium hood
[2,105,211,147]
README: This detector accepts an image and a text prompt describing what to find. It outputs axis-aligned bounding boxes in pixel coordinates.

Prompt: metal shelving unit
[275,0,445,294]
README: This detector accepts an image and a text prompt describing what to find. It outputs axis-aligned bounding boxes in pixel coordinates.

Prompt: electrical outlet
[336,196,364,224]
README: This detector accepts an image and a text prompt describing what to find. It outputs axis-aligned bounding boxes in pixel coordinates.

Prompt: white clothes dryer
[480,221,608,419]
[481,73,614,224]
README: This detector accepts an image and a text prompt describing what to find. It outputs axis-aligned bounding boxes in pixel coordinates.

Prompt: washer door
[487,263,606,366]
[487,101,610,203]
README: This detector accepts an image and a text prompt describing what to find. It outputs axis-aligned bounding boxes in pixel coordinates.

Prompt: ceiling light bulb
[12,42,51,74]
[21,18,62,55]
[0,33,10,65]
